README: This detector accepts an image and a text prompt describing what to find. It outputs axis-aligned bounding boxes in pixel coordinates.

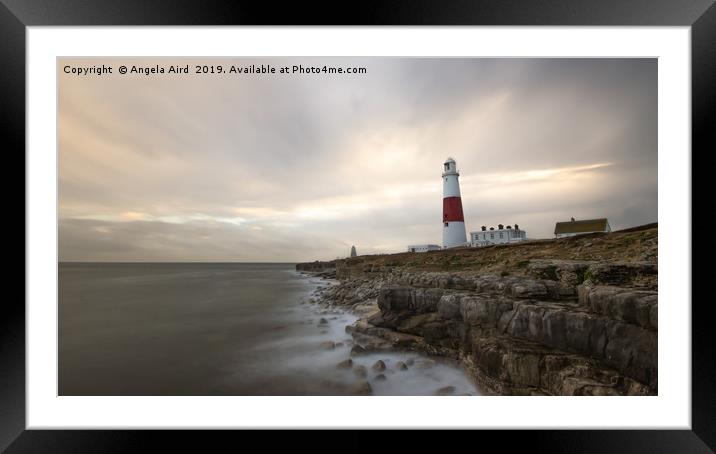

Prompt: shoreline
[299,269,488,394]
[296,226,658,396]
[297,269,483,395]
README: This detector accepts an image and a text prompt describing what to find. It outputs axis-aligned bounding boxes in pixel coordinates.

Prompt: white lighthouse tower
[442,157,467,248]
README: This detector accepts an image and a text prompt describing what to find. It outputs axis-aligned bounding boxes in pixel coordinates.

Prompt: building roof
[554,218,610,235]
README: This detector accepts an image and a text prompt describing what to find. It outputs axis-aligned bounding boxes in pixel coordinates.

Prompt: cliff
[298,224,658,395]
[295,260,338,278]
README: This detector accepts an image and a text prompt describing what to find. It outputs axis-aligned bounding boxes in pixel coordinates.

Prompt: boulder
[336,359,353,369]
[460,295,514,327]
[353,365,368,378]
[604,321,657,389]
[395,361,408,370]
[504,350,541,387]
[420,321,455,343]
[372,360,386,371]
[505,303,606,358]
[435,385,456,396]
[528,260,594,286]
[396,313,442,334]
[473,274,502,292]
[585,262,657,286]
[367,311,387,326]
[506,279,549,299]
[437,294,462,320]
[563,311,607,358]
[415,358,437,369]
[349,380,373,395]
[377,287,413,312]
[320,341,336,350]
[543,280,577,299]
[411,288,445,312]
[579,285,658,329]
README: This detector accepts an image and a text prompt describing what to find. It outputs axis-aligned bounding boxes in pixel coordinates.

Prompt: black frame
[5,0,713,451]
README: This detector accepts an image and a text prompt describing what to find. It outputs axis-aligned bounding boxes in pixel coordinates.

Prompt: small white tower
[442,157,467,248]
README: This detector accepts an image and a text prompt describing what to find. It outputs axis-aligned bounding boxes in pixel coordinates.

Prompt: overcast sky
[58,58,657,262]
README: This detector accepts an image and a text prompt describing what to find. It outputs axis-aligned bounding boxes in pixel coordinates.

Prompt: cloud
[58,58,657,261]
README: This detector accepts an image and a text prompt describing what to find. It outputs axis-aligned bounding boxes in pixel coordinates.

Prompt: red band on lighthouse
[443,196,464,222]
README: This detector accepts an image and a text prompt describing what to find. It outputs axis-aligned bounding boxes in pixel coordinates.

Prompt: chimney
[481,226,486,231]
[515,224,519,230]
[498,224,504,230]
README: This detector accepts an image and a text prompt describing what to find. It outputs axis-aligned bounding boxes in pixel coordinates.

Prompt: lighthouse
[442,157,467,248]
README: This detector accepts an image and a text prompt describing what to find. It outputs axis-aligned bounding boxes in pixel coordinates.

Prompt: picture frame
[5,0,713,451]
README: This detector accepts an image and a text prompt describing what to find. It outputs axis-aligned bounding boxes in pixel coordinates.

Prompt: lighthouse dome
[443,157,458,176]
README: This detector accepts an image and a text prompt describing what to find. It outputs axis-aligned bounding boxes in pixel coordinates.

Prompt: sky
[58,58,657,262]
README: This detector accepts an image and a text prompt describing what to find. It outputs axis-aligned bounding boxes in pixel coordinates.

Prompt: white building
[470,224,527,247]
[442,158,468,248]
[554,217,611,238]
[407,244,442,253]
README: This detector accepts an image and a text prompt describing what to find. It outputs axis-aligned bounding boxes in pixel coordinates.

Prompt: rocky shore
[299,278,479,395]
[296,260,337,279]
[299,225,658,396]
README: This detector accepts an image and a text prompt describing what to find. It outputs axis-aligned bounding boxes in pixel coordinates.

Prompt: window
[499,232,503,239]
[444,222,449,227]
[444,163,449,171]
[490,233,494,239]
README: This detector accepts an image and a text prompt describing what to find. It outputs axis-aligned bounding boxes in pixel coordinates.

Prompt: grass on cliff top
[340,223,657,274]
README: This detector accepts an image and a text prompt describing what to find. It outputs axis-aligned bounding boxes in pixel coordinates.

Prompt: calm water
[59,263,478,396]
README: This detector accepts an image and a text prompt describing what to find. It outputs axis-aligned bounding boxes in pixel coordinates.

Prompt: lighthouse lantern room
[442,157,468,248]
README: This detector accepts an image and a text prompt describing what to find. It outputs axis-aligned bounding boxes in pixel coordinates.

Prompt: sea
[59,262,479,396]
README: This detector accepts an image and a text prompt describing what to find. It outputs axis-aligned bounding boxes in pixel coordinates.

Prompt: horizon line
[58,260,303,264]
